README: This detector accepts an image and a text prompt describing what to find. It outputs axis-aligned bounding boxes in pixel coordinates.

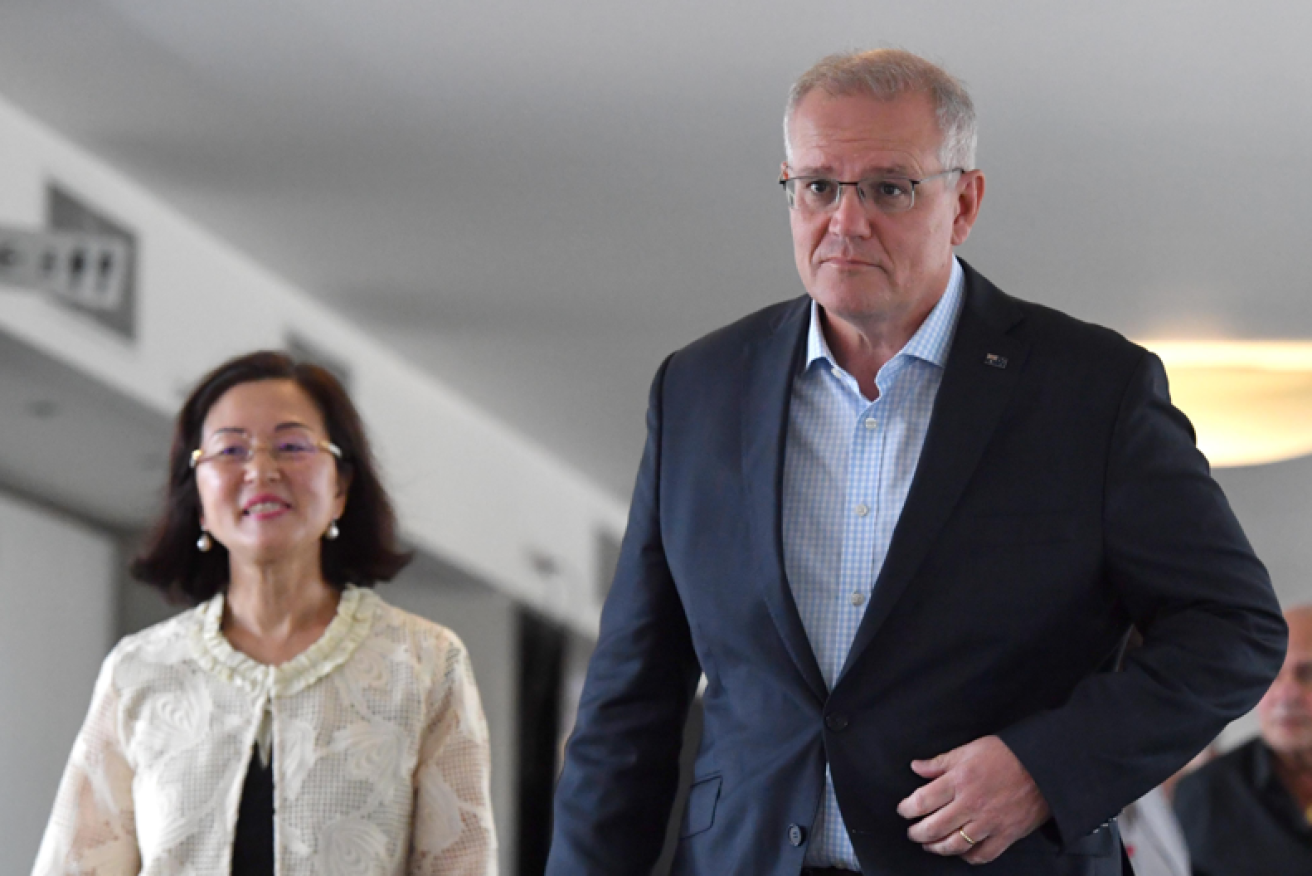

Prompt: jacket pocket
[679,775,723,838]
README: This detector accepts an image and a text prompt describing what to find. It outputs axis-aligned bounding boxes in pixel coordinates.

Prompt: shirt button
[850,591,866,606]
[788,823,806,846]
[855,503,869,517]
[864,417,878,430]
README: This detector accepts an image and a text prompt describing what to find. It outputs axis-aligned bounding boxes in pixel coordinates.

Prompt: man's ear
[951,170,985,247]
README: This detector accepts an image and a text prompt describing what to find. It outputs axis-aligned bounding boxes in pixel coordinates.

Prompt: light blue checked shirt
[783,257,965,869]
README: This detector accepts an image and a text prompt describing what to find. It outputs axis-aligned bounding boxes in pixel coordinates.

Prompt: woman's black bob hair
[131,350,411,604]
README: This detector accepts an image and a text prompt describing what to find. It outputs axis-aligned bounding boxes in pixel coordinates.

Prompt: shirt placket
[812,370,889,868]
[838,411,881,665]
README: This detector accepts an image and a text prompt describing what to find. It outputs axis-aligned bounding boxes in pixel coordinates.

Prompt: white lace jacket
[33,587,497,875]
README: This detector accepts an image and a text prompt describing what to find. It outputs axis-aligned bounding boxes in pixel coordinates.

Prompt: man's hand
[896,735,1050,865]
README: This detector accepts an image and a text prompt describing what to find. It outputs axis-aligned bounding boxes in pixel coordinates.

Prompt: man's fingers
[962,835,1006,866]
[921,824,1012,864]
[921,824,984,858]
[896,773,955,820]
[910,752,950,779]
[905,801,969,844]
[903,735,1049,864]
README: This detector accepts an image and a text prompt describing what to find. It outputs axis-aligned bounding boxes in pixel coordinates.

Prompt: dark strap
[232,748,275,875]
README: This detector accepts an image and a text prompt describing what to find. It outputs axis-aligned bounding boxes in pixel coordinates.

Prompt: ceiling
[0,1,1308,501]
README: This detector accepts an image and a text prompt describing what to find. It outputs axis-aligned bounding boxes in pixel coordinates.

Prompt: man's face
[1258,609,1312,759]
[784,90,981,332]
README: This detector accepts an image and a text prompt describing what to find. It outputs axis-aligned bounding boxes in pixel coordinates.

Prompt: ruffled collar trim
[189,586,377,697]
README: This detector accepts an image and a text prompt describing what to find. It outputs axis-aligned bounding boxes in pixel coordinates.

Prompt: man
[547,49,1286,875]
[1175,605,1312,874]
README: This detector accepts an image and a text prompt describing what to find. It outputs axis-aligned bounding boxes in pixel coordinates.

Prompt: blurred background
[1,2,1310,873]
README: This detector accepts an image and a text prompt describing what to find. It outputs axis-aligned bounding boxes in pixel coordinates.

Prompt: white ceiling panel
[0,0,1307,497]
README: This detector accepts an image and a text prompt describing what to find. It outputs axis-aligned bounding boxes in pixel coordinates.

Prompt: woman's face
[194,379,348,569]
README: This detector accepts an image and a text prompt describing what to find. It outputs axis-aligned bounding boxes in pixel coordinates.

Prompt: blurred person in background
[1175,604,1312,875]
[33,351,496,876]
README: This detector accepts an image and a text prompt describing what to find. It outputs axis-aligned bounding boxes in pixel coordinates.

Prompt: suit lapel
[838,265,1030,684]
[741,297,829,704]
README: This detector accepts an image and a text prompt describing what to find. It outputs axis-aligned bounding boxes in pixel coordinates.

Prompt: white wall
[1215,454,1312,611]
[0,491,115,872]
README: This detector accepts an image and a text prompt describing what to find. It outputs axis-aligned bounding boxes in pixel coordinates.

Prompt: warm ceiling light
[1138,341,1312,468]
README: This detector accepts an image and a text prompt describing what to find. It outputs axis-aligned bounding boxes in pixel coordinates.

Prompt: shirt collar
[804,256,965,373]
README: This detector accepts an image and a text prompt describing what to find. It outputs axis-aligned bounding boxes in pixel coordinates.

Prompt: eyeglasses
[780,168,964,215]
[190,432,342,470]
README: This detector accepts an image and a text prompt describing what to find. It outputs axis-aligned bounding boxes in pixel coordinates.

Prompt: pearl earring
[325,520,340,541]
[196,530,213,552]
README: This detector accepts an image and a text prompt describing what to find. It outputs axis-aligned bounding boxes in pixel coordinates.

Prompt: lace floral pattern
[33,588,497,875]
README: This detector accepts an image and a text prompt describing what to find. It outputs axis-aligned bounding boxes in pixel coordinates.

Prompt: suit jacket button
[788,824,806,846]
[825,713,849,732]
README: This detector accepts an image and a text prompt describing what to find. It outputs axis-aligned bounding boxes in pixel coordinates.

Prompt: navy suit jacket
[547,262,1286,875]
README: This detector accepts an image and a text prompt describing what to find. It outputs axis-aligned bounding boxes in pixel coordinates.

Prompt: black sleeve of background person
[998,351,1287,846]
[1174,743,1312,876]
[546,355,702,876]
[1172,762,1227,876]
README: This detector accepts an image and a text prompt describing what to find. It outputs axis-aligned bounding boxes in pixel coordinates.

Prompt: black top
[231,748,275,876]
[1174,738,1312,876]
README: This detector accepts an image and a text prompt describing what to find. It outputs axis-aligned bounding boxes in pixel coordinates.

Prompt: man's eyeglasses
[190,432,342,469]
[780,168,964,215]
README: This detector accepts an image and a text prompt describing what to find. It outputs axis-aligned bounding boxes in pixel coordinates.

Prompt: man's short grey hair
[784,49,978,172]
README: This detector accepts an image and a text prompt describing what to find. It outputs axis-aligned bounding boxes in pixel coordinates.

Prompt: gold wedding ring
[959,828,978,846]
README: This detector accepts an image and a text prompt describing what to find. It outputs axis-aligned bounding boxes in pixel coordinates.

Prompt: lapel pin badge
[984,353,1008,369]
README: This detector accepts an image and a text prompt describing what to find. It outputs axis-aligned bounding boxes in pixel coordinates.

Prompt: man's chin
[810,284,890,314]
[1264,727,1312,753]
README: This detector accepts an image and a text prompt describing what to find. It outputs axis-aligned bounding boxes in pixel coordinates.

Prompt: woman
[33,351,497,875]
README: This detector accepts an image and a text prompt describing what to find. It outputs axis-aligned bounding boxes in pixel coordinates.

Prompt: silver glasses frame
[780,167,964,215]
[189,437,343,470]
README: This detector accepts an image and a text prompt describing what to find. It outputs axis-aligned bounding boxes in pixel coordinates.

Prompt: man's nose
[828,184,873,237]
